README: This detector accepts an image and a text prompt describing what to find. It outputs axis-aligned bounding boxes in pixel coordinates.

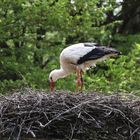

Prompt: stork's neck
[53,68,69,81]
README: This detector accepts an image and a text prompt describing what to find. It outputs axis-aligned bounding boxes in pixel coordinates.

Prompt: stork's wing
[60,43,114,65]
[77,47,106,64]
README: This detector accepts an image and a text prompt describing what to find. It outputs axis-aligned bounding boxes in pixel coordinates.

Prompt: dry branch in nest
[0,89,140,140]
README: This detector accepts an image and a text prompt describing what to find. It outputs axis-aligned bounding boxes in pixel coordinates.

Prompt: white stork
[49,43,120,92]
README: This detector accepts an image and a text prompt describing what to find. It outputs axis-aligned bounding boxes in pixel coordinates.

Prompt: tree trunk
[118,0,140,34]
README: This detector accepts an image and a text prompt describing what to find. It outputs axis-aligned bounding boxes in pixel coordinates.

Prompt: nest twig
[0,88,140,140]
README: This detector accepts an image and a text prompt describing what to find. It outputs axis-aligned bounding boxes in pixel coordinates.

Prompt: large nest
[0,89,140,140]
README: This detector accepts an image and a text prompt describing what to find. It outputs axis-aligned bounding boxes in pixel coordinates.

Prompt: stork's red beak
[50,79,55,92]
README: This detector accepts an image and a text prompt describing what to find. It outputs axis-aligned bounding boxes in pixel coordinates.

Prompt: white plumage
[49,43,120,92]
[60,43,94,64]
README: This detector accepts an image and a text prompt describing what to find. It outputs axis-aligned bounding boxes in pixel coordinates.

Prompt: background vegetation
[0,0,140,95]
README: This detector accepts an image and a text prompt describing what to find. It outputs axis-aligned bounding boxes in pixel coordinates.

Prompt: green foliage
[0,0,118,46]
[0,35,140,94]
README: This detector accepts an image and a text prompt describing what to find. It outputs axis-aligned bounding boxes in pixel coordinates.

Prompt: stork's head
[49,70,58,92]
[49,69,66,92]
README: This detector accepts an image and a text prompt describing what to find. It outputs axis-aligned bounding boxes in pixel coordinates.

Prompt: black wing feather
[77,47,106,64]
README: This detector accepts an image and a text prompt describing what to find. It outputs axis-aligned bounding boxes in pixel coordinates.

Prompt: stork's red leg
[80,70,84,92]
[76,68,80,92]
[76,69,79,92]
[76,68,83,92]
